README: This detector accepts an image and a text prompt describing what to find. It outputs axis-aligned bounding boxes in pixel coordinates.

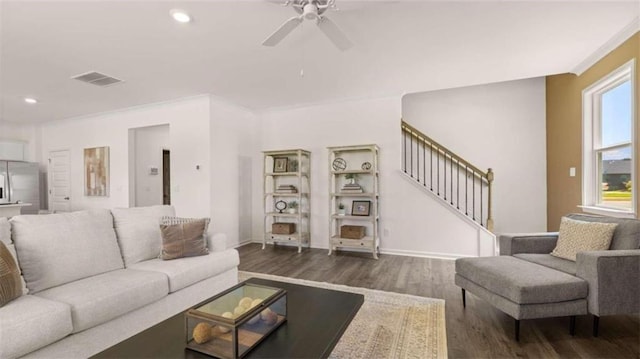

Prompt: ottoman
[455,256,588,340]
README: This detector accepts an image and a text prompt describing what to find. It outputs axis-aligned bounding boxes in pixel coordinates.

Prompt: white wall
[257,97,487,257]
[256,78,546,257]
[209,96,259,248]
[132,124,170,207]
[0,121,37,161]
[402,77,547,234]
[40,96,211,217]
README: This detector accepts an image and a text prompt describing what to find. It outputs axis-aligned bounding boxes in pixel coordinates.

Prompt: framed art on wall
[84,146,110,196]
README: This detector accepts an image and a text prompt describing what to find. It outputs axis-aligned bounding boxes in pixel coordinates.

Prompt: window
[582,60,635,216]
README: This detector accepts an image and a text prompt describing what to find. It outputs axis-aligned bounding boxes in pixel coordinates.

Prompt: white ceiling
[0,1,638,123]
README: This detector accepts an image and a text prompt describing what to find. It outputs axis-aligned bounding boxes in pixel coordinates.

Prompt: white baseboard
[243,240,478,260]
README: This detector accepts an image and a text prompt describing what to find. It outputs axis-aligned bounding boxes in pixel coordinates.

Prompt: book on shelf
[276,185,298,193]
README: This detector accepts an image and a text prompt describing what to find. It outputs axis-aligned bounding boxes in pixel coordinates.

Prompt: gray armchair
[499,213,640,336]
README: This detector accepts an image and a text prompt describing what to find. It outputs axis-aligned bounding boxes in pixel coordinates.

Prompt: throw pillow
[159,218,209,260]
[551,217,618,261]
[0,241,23,307]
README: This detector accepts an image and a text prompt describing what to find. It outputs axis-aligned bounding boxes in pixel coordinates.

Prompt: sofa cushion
[567,213,640,250]
[36,268,168,333]
[456,256,588,304]
[513,253,577,275]
[0,241,22,307]
[11,209,124,293]
[551,217,617,261]
[111,205,176,266]
[0,217,27,294]
[129,249,240,293]
[160,219,209,260]
[0,295,73,359]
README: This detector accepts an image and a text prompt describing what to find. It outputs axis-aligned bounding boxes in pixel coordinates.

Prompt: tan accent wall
[546,32,640,231]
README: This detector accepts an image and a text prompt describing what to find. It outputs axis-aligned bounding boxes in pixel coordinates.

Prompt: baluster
[444,154,447,201]
[410,132,413,178]
[465,165,468,216]
[437,147,440,196]
[416,136,420,183]
[457,160,460,209]
[403,130,407,173]
[472,170,476,221]
[450,155,454,205]
[430,143,433,191]
[422,140,427,187]
[481,177,484,227]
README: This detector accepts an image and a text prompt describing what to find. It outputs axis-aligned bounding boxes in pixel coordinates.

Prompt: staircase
[401,120,494,232]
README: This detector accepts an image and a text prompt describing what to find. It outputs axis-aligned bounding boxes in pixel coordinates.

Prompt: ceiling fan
[262,0,352,51]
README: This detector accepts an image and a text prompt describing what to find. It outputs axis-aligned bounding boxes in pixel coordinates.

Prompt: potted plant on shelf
[338,203,347,216]
[287,201,299,214]
[345,173,359,185]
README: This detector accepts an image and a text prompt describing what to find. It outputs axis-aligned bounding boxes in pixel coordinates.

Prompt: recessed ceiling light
[24,97,38,104]
[170,9,191,23]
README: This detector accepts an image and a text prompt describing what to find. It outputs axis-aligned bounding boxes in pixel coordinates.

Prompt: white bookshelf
[262,149,311,253]
[328,144,380,259]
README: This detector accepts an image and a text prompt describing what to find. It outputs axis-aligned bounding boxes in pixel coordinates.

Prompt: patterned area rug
[239,271,447,359]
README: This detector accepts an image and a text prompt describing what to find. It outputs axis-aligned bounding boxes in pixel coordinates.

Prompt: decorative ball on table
[247,314,260,325]
[239,297,253,309]
[233,305,247,316]
[218,312,234,334]
[260,308,278,325]
[251,298,262,308]
[192,322,212,344]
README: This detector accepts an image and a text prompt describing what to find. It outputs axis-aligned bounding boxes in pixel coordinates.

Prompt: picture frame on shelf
[351,200,371,216]
[288,158,299,172]
[273,157,288,173]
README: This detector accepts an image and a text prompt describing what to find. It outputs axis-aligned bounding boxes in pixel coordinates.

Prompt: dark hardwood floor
[238,243,640,358]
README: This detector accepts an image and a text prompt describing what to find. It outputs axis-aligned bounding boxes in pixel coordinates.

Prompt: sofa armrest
[576,249,640,316]
[207,232,228,252]
[499,233,559,255]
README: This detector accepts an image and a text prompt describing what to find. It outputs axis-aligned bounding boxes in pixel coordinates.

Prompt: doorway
[128,124,170,207]
[163,149,170,205]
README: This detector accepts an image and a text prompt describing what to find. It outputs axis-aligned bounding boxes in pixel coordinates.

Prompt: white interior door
[48,150,71,213]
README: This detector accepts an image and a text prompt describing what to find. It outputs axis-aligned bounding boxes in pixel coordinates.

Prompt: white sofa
[0,205,239,359]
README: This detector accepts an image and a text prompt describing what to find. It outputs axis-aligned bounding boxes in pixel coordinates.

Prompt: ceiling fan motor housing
[303,3,319,20]
[293,0,329,16]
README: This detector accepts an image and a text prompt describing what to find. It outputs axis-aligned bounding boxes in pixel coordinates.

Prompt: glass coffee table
[93,277,364,358]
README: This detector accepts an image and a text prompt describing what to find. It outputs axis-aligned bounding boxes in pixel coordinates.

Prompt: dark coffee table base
[93,277,364,359]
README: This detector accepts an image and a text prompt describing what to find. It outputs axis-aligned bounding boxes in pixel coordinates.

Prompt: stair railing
[401,120,494,231]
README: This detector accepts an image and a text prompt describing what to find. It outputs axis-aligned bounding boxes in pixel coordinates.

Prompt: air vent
[71,71,123,87]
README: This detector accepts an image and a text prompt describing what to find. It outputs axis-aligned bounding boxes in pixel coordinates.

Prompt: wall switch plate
[569,167,576,177]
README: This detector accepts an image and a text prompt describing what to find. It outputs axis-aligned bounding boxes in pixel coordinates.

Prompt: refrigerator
[0,161,41,214]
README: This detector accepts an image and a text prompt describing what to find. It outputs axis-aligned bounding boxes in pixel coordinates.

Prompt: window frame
[581,59,636,218]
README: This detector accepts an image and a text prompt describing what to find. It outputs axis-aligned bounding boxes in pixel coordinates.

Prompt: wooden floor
[238,243,640,358]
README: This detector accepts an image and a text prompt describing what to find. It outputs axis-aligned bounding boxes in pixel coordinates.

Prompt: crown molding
[571,17,639,76]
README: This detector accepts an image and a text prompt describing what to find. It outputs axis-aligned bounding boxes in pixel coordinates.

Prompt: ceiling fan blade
[316,16,352,51]
[262,16,303,47]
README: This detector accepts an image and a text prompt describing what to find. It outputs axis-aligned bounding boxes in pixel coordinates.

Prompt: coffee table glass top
[194,284,281,320]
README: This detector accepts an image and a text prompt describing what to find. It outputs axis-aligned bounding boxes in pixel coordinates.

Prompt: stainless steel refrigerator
[0,161,41,214]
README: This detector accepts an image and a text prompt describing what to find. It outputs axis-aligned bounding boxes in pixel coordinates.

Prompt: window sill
[578,205,637,219]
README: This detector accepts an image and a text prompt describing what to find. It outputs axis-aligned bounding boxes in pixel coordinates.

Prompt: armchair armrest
[576,249,640,316]
[207,232,228,252]
[499,233,559,255]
